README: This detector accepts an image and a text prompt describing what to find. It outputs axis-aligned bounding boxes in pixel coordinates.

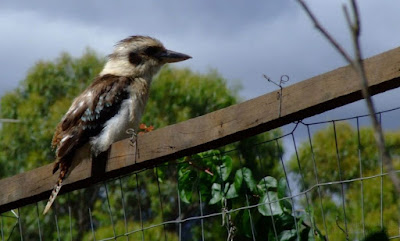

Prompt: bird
[43,36,191,214]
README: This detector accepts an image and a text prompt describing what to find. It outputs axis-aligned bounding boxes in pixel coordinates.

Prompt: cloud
[0,9,119,94]
[1,0,400,103]
[1,0,400,159]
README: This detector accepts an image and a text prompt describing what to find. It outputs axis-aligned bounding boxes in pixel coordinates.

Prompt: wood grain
[1,47,400,213]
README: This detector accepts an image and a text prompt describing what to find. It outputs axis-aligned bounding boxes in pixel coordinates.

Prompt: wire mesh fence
[1,105,400,241]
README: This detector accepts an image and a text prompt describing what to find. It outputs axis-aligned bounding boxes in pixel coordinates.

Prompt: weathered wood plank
[1,47,400,213]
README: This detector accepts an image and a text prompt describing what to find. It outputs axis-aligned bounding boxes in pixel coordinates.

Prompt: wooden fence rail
[1,47,400,213]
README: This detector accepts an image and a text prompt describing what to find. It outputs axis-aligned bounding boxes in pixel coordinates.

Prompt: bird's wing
[51,75,133,172]
[45,75,134,215]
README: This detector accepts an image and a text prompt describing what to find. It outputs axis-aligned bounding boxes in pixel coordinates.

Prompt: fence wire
[2,106,400,240]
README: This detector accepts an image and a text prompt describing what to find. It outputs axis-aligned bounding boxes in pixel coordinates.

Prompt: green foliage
[289,122,400,240]
[0,49,104,176]
[177,150,322,240]
[143,68,240,128]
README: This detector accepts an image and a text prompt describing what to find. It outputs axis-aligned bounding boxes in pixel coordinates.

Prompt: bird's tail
[43,166,68,215]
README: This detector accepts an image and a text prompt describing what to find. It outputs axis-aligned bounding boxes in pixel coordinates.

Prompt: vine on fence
[177,150,326,240]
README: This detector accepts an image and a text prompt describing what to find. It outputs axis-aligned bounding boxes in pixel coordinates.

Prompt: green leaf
[280,200,293,213]
[277,178,292,212]
[224,182,229,193]
[242,167,256,192]
[268,229,277,241]
[155,166,166,183]
[257,176,277,194]
[234,169,243,191]
[178,168,197,203]
[211,149,221,156]
[277,178,288,199]
[276,213,296,231]
[258,191,283,216]
[278,229,297,241]
[217,155,233,181]
[197,182,211,201]
[179,188,192,204]
[225,183,239,199]
[209,183,223,205]
[235,210,253,238]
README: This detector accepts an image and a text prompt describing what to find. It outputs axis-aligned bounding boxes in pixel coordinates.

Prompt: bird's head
[100,36,191,78]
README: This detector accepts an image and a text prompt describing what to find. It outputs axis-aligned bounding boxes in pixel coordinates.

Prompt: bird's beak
[157,49,191,63]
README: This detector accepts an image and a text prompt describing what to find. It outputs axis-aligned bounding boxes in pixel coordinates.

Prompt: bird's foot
[139,123,154,134]
[126,124,154,146]
[126,128,137,146]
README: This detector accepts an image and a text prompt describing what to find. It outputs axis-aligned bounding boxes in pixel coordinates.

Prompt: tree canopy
[289,121,400,240]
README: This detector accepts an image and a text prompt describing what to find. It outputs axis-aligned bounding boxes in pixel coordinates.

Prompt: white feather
[60,135,71,144]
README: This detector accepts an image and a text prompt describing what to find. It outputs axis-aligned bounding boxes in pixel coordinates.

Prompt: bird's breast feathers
[52,75,150,159]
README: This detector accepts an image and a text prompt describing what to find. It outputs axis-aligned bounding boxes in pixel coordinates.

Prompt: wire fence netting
[2,106,400,241]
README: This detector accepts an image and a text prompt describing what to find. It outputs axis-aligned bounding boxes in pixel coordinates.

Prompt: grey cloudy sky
[1,0,400,124]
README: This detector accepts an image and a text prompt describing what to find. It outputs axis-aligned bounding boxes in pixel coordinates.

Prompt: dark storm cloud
[1,0,400,105]
[1,0,400,159]
[1,1,291,36]
[0,1,294,96]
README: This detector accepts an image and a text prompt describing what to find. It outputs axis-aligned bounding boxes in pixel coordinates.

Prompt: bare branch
[342,5,353,31]
[297,0,354,66]
[349,2,400,194]
[351,0,361,36]
[296,0,400,194]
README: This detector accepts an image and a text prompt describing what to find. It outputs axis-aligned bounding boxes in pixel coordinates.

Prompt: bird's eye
[129,52,142,65]
[144,46,162,56]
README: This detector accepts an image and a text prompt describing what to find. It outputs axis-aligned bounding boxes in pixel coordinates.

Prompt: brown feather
[53,75,133,160]
[43,153,73,215]
[45,74,134,214]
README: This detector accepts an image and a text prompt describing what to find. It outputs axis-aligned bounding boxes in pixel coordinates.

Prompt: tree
[289,122,400,240]
[0,49,283,240]
[0,50,104,177]
[0,49,106,240]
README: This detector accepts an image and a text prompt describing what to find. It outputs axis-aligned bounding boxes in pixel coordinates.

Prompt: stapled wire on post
[263,74,290,117]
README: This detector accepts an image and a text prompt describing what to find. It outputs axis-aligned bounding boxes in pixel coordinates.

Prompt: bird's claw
[126,128,137,146]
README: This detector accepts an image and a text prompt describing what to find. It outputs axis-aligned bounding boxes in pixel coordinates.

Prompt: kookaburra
[43,36,191,214]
